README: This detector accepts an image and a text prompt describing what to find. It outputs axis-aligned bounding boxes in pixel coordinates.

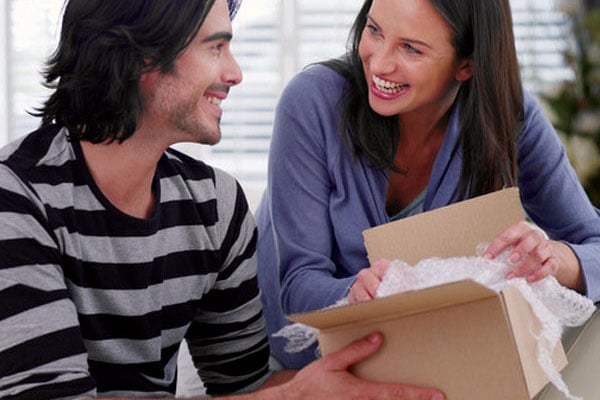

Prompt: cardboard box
[289,188,567,399]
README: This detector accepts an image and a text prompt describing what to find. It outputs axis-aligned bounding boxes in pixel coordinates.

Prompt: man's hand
[276,332,444,400]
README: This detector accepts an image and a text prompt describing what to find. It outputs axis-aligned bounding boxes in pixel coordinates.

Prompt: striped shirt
[0,125,270,399]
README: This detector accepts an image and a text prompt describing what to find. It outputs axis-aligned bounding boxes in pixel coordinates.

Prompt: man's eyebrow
[201,31,233,43]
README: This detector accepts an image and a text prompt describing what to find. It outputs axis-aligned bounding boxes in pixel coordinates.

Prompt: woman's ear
[455,58,473,82]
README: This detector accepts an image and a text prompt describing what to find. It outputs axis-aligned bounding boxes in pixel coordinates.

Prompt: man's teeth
[206,96,222,106]
[373,76,408,94]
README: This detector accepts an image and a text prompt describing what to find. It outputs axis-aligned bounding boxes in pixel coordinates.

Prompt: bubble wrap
[274,250,596,400]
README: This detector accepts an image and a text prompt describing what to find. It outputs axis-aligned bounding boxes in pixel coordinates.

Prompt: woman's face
[358,0,472,120]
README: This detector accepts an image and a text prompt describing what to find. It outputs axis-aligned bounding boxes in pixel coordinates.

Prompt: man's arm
[0,167,96,399]
[248,333,444,400]
[98,333,444,400]
[186,172,274,395]
[258,369,296,389]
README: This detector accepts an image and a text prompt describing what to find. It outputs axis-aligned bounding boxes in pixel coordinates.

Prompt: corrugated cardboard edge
[289,280,497,330]
[290,282,569,398]
[501,285,568,397]
[358,187,567,397]
[289,188,567,398]
[363,187,525,265]
[292,281,532,399]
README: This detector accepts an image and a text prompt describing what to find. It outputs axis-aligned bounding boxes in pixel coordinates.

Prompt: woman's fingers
[348,259,391,303]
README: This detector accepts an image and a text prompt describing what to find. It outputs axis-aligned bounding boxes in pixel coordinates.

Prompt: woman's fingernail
[367,333,380,343]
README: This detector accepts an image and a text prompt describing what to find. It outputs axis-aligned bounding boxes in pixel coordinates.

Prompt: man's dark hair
[34,0,240,143]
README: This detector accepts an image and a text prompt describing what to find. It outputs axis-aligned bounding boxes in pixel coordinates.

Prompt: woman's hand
[348,259,390,303]
[482,221,584,291]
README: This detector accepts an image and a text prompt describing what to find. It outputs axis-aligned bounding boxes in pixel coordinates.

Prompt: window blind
[4,0,571,199]
[7,0,62,137]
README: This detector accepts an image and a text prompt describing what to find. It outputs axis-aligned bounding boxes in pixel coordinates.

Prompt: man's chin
[189,126,222,146]
[202,130,222,146]
[205,137,221,146]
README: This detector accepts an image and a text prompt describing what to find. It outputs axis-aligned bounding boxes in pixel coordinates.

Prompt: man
[0,0,444,399]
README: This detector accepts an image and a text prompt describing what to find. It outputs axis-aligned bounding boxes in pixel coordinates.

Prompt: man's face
[142,0,242,146]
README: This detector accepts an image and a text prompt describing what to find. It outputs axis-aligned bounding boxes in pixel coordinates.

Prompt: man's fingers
[369,383,446,400]
[323,332,383,371]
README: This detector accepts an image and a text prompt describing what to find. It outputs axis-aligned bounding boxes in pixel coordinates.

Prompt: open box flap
[313,292,532,400]
[289,279,497,330]
[363,187,525,265]
[500,285,568,397]
[286,188,568,399]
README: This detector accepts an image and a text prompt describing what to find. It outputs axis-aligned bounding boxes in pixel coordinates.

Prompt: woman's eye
[366,24,380,36]
[403,43,421,54]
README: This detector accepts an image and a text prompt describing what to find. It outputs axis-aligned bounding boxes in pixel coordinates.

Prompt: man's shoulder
[163,147,215,179]
[161,148,250,232]
[162,147,240,191]
[0,125,74,189]
[0,124,70,171]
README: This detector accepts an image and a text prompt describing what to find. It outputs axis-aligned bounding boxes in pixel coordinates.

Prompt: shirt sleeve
[0,165,96,399]
[517,92,600,302]
[185,172,271,397]
[263,68,357,316]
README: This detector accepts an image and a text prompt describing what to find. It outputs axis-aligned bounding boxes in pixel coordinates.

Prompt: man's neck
[80,137,164,219]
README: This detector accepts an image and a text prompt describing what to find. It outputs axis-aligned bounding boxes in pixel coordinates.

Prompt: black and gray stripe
[0,125,269,399]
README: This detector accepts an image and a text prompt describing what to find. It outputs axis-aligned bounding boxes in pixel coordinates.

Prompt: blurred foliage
[540,0,600,206]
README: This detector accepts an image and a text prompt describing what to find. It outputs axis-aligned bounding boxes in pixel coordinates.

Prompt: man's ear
[139,69,159,92]
[139,59,161,84]
[455,58,473,82]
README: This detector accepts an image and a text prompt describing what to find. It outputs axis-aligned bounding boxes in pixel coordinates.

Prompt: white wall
[0,2,9,145]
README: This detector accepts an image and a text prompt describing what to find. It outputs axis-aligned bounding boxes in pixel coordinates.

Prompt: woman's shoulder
[522,89,542,113]
[517,88,565,155]
[282,62,349,101]
[519,88,554,130]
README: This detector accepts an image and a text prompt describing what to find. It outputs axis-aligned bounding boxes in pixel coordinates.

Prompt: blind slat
[6,0,572,190]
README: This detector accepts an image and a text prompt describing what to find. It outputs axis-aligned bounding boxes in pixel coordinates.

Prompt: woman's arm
[485,92,600,299]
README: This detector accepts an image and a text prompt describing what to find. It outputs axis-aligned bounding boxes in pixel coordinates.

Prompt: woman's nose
[369,44,396,75]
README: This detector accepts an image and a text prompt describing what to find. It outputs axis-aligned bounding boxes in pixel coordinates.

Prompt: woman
[255,0,600,369]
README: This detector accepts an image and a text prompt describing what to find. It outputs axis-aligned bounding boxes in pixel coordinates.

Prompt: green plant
[540,0,600,206]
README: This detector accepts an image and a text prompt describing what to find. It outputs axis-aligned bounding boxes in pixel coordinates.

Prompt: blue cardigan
[255,64,600,368]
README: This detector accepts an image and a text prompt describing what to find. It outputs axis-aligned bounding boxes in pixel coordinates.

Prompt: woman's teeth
[373,75,408,94]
